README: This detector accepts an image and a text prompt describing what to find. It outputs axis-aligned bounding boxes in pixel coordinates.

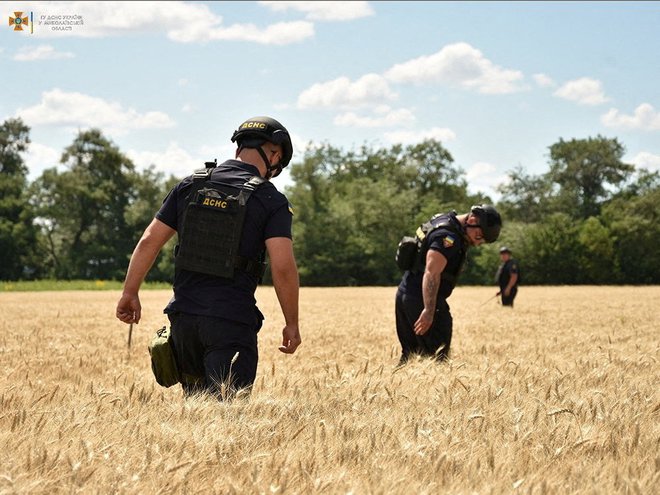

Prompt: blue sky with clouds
[2,1,659,200]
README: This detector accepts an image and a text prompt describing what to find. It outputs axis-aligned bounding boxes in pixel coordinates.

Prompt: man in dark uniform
[116,116,301,399]
[395,205,502,365]
[496,246,519,307]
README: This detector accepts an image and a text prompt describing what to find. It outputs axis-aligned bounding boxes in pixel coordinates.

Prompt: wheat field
[0,286,658,494]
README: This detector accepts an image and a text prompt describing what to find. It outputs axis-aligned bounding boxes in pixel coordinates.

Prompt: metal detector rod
[480,293,499,307]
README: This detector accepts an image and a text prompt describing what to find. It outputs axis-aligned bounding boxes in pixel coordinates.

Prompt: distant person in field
[394,205,502,365]
[116,116,301,399]
[495,246,519,307]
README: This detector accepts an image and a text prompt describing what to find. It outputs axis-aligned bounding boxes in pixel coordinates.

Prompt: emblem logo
[8,11,30,32]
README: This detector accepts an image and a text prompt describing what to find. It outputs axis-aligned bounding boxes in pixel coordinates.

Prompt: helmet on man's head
[470,204,502,243]
[231,116,293,177]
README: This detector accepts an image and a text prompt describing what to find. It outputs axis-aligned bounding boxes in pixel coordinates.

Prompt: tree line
[1,117,658,285]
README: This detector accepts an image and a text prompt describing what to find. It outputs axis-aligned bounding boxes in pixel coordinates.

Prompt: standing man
[496,246,519,307]
[395,205,502,365]
[116,116,301,399]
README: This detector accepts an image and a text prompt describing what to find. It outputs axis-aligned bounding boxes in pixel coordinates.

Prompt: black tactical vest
[413,213,468,285]
[175,167,266,279]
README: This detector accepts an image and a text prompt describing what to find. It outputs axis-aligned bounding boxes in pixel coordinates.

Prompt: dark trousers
[395,290,452,364]
[500,286,517,307]
[167,312,258,399]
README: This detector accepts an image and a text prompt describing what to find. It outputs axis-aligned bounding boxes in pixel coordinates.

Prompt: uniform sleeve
[427,229,461,260]
[155,185,179,231]
[264,201,293,240]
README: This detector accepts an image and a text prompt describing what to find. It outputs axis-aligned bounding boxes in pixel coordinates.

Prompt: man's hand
[115,218,175,326]
[414,308,434,335]
[116,293,141,324]
[279,323,301,354]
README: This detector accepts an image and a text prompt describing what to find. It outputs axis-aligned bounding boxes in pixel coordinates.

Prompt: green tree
[0,118,41,280]
[600,170,660,284]
[286,140,470,285]
[577,216,617,283]
[517,213,583,284]
[123,166,179,282]
[497,165,555,223]
[30,129,137,279]
[547,136,634,219]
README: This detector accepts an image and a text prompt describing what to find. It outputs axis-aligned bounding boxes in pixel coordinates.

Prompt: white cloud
[23,1,314,44]
[13,45,74,61]
[127,142,204,178]
[465,161,508,201]
[198,21,314,45]
[383,127,456,145]
[630,151,660,172]
[466,161,496,180]
[553,77,609,105]
[601,103,660,131]
[334,106,415,127]
[259,1,374,21]
[384,42,525,94]
[533,73,555,88]
[297,74,397,109]
[16,89,175,135]
[24,142,62,180]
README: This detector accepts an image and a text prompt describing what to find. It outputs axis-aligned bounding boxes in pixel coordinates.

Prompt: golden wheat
[0,286,658,494]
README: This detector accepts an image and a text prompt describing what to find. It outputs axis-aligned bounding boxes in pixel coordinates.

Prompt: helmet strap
[254,146,273,178]
[239,143,277,179]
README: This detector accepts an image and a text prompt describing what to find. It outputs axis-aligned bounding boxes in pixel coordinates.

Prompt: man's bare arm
[116,218,176,324]
[414,249,447,335]
[266,237,301,354]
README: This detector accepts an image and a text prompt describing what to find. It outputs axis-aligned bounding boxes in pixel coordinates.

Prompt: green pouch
[148,326,180,388]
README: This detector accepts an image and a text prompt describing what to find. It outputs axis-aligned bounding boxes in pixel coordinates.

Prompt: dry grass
[0,286,658,494]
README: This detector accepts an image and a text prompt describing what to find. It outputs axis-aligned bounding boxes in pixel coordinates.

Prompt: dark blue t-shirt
[497,259,520,288]
[398,212,467,301]
[155,160,292,325]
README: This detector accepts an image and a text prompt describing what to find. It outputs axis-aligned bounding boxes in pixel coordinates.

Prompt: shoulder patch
[288,203,294,215]
[442,235,455,248]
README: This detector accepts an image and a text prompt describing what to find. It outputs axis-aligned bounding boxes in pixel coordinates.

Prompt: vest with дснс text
[174,163,266,280]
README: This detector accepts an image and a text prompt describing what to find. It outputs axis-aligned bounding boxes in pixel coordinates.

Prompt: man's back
[156,160,292,323]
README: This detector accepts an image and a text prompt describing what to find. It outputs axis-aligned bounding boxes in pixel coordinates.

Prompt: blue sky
[2,1,659,200]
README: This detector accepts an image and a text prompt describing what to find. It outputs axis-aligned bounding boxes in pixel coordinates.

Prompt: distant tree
[0,118,29,177]
[0,118,41,280]
[29,129,137,279]
[577,216,617,284]
[123,165,179,282]
[600,170,660,284]
[286,140,470,285]
[496,165,555,223]
[517,213,583,284]
[547,136,634,219]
